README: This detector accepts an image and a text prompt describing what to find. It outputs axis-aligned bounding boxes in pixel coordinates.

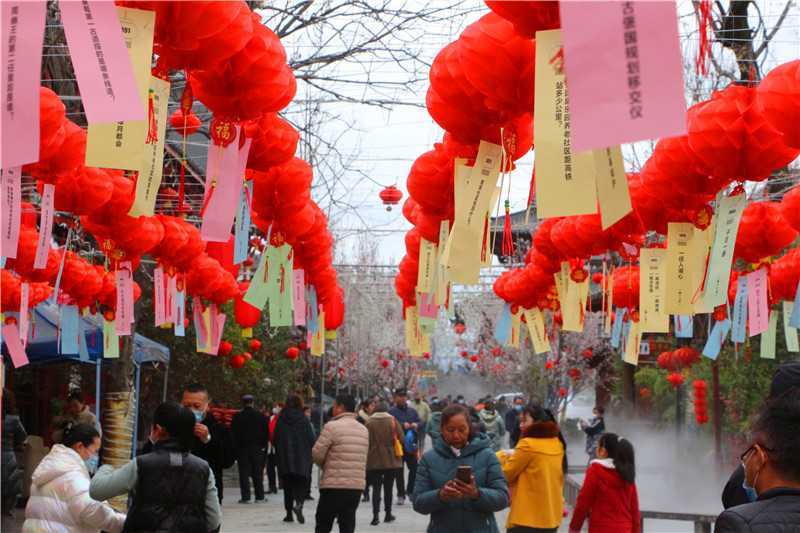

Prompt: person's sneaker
[385,513,397,523]
[362,494,369,502]
[293,504,305,524]
[283,514,294,523]
[254,498,267,504]
[370,517,380,526]
[396,496,405,505]
[237,499,252,504]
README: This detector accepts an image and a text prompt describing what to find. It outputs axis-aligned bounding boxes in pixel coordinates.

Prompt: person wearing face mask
[579,406,606,462]
[23,423,125,533]
[90,402,222,533]
[231,394,270,504]
[715,388,800,533]
[505,397,525,448]
[265,403,282,494]
[722,361,800,509]
[412,404,509,533]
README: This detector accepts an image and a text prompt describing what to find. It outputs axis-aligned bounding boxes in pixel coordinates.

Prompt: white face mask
[272,408,281,415]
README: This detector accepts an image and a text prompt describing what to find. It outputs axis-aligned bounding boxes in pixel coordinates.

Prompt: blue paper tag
[308,286,319,334]
[174,290,186,337]
[791,281,800,329]
[611,308,626,349]
[0,256,6,269]
[494,304,512,344]
[233,181,252,265]
[731,275,748,343]
[59,305,80,355]
[621,320,632,355]
[674,315,694,338]
[702,319,731,360]
[78,318,90,361]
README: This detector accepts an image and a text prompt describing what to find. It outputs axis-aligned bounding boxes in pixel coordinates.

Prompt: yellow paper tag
[594,146,631,229]
[665,223,695,315]
[129,76,170,216]
[103,318,119,358]
[783,301,799,352]
[523,308,550,354]
[482,186,502,267]
[311,311,325,356]
[623,320,641,366]
[405,306,420,355]
[760,311,778,359]
[435,220,450,306]
[85,7,155,169]
[508,309,521,348]
[562,279,587,332]
[702,194,747,307]
[691,225,715,314]
[534,29,597,218]
[640,248,669,333]
[417,238,437,294]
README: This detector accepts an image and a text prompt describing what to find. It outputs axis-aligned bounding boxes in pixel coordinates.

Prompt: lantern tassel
[502,200,514,258]
[145,90,158,144]
[200,182,216,217]
[695,0,712,75]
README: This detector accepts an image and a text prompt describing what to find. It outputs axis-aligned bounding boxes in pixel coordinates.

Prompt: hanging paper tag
[193,299,208,350]
[1,1,45,168]
[85,6,155,169]
[244,248,271,310]
[1,167,22,259]
[34,183,55,269]
[115,262,133,335]
[267,244,294,327]
[129,76,170,216]
[611,307,626,349]
[747,267,769,337]
[59,0,144,124]
[665,223,695,315]
[639,248,669,333]
[233,180,252,264]
[691,225,715,313]
[435,220,450,306]
[523,308,550,354]
[563,279,588,332]
[494,304,512,344]
[19,282,28,348]
[209,311,226,355]
[164,274,175,324]
[292,270,306,326]
[418,292,437,320]
[674,315,694,338]
[731,275,748,343]
[417,238,437,294]
[790,282,800,329]
[102,317,119,358]
[50,228,71,303]
[201,130,252,242]
[534,29,597,218]
[60,304,80,354]
[509,309,521,348]
[310,310,325,356]
[154,266,165,326]
[173,285,185,337]
[702,319,731,360]
[702,194,746,307]
[404,306,422,356]
[2,324,28,367]
[604,266,614,336]
[760,311,778,359]
[77,319,90,361]
[593,146,631,229]
[307,286,319,334]
[623,320,641,366]
[560,1,686,152]
[783,300,799,353]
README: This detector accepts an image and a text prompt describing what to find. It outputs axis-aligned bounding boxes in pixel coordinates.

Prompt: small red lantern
[169,109,202,136]
[249,339,262,352]
[423,352,431,360]
[461,350,469,358]
[379,185,403,211]
[713,306,727,322]
[581,348,593,359]
[218,340,233,357]
[558,386,568,398]
[380,359,390,368]
[469,354,479,363]
[454,322,466,335]
[591,272,603,285]
[298,340,308,351]
[491,347,503,357]
[545,359,554,370]
[666,371,685,389]
[242,351,253,361]
[570,267,588,283]
[229,354,246,369]
[568,367,582,381]
[4,316,17,325]
[286,346,300,360]
[693,379,709,424]
[639,387,652,399]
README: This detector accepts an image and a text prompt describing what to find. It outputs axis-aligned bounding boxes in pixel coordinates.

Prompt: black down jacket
[714,488,800,533]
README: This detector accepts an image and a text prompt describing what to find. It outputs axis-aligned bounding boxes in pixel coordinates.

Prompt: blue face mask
[514,405,523,412]
[85,454,99,475]
[741,462,758,502]
[192,409,204,423]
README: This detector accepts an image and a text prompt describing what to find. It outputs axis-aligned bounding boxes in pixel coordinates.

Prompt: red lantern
[235,281,261,336]
[545,359,554,370]
[639,387,652,399]
[454,323,466,335]
[218,341,233,357]
[666,372,685,389]
[379,185,403,211]
[581,348,593,359]
[591,272,603,285]
[568,368,582,381]
[693,379,709,425]
[249,339,262,352]
[286,346,300,360]
[298,340,308,351]
[491,347,503,357]
[461,350,469,358]
[423,352,431,360]
[558,387,568,398]
[169,108,202,136]
[469,354,479,363]
[713,306,727,322]
[242,352,253,361]
[229,354,246,369]
[380,359,390,369]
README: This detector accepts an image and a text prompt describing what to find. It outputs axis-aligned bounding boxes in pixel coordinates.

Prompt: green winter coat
[412,433,509,533]
[478,409,506,452]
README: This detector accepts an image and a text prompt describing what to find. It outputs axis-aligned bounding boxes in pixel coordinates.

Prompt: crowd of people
[1,362,799,532]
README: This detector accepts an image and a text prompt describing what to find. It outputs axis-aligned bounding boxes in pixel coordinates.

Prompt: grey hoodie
[478,410,506,452]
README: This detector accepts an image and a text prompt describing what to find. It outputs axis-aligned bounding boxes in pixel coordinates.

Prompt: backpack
[403,428,418,453]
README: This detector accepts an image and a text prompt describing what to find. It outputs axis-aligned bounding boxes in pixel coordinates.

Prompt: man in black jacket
[504,396,524,448]
[231,394,269,504]
[722,362,800,509]
[715,387,800,533]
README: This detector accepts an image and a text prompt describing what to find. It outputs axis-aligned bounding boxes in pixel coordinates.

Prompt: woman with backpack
[569,433,640,533]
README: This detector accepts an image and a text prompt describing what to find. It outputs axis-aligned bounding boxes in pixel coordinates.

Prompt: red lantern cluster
[666,372,685,389]
[657,347,701,372]
[693,380,709,425]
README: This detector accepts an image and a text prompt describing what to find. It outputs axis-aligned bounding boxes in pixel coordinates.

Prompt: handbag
[392,419,404,458]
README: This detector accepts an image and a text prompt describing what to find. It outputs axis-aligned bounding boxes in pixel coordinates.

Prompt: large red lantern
[286,346,300,360]
[379,185,403,211]
[234,281,261,337]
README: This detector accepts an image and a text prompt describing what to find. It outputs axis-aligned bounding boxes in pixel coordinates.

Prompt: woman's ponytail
[599,432,636,483]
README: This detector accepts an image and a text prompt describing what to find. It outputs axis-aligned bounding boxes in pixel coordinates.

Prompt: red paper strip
[1,1,46,168]
[34,183,54,269]
[59,0,144,124]
[154,266,165,326]
[1,167,21,259]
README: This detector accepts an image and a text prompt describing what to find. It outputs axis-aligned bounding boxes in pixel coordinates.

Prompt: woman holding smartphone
[412,404,509,533]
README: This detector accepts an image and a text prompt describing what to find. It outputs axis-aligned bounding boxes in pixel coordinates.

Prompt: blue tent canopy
[2,302,169,366]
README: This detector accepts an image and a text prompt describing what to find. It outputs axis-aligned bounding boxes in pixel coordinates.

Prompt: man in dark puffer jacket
[714,388,800,533]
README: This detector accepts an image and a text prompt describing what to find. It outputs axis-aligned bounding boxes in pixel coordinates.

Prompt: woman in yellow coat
[496,404,565,533]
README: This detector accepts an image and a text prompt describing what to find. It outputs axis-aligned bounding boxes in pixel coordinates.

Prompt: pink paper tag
[165,274,175,324]
[1,1,45,168]
[1,167,21,259]
[418,292,437,318]
[193,299,208,347]
[115,262,133,335]
[59,0,144,124]
[293,269,306,326]
[34,183,55,269]
[208,305,226,355]
[154,266,165,326]
[747,267,769,336]
[19,281,29,348]
[2,324,28,368]
[201,131,252,242]
[560,1,687,152]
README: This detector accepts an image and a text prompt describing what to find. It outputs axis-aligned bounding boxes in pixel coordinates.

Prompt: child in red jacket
[569,433,641,533]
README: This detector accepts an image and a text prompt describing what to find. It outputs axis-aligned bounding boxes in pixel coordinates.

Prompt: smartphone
[456,465,472,483]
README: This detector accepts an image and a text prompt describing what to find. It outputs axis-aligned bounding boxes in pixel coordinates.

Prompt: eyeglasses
[740,443,774,463]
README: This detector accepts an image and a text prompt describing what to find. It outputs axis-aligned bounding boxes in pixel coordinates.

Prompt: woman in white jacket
[22,423,125,533]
